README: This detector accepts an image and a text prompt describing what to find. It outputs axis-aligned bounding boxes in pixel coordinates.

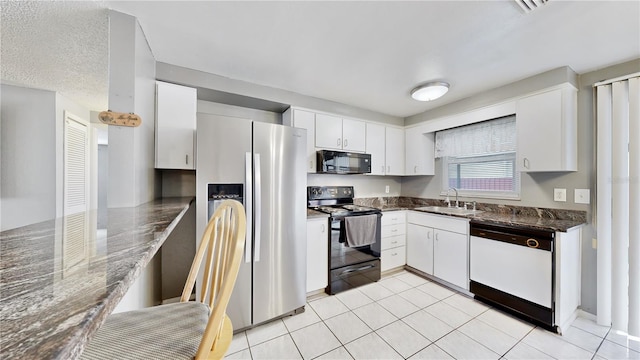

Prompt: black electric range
[308,186,382,294]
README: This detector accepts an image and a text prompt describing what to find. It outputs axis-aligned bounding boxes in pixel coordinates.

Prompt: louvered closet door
[63,112,89,270]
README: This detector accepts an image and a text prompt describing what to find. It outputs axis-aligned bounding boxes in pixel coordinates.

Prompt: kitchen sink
[414,206,483,216]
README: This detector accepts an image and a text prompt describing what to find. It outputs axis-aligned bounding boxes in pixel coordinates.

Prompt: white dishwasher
[469,221,555,329]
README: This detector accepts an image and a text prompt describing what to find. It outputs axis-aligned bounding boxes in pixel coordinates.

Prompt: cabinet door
[306,218,329,292]
[405,130,435,175]
[315,113,343,150]
[385,127,405,175]
[366,123,386,175]
[406,224,434,274]
[155,81,197,169]
[516,87,577,172]
[293,109,317,173]
[433,229,468,289]
[342,118,366,152]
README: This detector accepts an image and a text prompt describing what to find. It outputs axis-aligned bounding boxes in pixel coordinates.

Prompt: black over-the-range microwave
[316,150,372,174]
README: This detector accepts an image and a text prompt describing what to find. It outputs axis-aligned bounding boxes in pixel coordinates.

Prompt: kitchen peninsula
[0,197,193,359]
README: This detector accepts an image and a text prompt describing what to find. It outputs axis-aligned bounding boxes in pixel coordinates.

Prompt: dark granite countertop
[356,197,586,232]
[307,208,329,219]
[0,197,194,360]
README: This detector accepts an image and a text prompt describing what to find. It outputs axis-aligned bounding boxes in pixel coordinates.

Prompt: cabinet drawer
[407,211,468,235]
[382,223,405,238]
[381,246,406,271]
[381,234,406,250]
[382,211,406,226]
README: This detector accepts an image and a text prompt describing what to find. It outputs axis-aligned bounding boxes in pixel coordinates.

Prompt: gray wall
[401,67,589,211]
[107,11,158,208]
[308,174,402,198]
[1,85,56,230]
[576,58,640,316]
[108,10,160,313]
[156,62,404,126]
[402,59,640,315]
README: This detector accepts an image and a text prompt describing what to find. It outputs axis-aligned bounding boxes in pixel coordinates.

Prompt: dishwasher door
[469,222,555,326]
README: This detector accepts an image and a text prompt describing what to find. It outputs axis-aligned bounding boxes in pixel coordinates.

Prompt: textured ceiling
[1,1,109,111]
[2,1,639,118]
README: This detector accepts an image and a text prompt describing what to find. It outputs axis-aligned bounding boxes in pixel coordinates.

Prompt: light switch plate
[385,185,390,194]
[575,189,590,204]
[554,188,567,202]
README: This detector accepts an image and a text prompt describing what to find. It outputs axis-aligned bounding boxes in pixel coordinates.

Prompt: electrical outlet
[554,188,567,202]
[385,185,390,194]
[575,189,590,204]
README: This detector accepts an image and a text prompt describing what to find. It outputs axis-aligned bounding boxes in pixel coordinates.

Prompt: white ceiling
[2,1,639,118]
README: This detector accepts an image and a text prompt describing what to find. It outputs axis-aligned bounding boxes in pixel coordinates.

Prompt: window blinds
[435,115,516,158]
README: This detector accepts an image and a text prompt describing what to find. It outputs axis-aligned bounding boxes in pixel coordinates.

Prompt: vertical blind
[596,75,640,337]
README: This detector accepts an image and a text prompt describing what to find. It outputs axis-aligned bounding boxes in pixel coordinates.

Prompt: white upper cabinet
[155,81,197,170]
[315,113,343,150]
[315,114,365,152]
[385,127,405,175]
[405,130,435,176]
[283,108,316,173]
[366,123,386,175]
[516,85,577,172]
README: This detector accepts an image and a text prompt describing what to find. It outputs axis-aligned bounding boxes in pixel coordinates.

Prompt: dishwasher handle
[470,224,553,251]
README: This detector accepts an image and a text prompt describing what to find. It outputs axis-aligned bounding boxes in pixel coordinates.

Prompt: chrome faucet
[446,187,459,208]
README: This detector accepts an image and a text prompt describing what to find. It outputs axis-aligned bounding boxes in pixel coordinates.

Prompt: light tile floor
[224,270,640,360]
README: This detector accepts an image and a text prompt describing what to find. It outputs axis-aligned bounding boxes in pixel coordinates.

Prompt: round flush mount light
[410,81,450,101]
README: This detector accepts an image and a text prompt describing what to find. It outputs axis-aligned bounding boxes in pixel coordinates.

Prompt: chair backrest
[180,199,246,359]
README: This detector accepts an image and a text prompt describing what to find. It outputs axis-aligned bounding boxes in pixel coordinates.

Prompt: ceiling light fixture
[410,81,450,101]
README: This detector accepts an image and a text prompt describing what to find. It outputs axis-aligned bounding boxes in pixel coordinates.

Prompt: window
[436,115,520,199]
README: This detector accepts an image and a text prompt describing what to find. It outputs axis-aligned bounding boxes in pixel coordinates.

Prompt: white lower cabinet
[433,229,468,289]
[406,211,469,290]
[380,211,406,272]
[306,217,328,293]
[406,224,434,274]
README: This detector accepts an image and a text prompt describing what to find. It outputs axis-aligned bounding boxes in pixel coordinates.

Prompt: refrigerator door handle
[254,153,262,262]
[244,152,252,263]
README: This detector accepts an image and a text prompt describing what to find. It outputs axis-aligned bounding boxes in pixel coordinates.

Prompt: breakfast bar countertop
[0,197,194,360]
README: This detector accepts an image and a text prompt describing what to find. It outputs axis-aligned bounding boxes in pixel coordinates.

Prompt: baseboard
[577,309,597,321]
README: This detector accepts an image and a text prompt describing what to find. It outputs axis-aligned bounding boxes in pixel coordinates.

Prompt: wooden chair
[81,200,246,360]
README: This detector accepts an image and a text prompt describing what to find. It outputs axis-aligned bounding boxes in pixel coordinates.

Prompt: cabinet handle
[382,166,385,173]
[392,252,398,256]
[427,232,431,239]
[414,165,417,173]
[391,240,398,244]
[391,229,398,233]
[343,139,348,147]
[523,158,530,169]
[321,224,325,232]
[186,154,189,164]
[337,138,341,146]
[387,165,390,173]
[435,233,439,241]
[310,160,314,170]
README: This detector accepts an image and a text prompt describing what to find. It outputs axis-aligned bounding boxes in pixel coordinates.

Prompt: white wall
[1,85,56,230]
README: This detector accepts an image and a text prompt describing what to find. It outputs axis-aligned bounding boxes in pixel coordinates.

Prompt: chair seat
[81,302,209,360]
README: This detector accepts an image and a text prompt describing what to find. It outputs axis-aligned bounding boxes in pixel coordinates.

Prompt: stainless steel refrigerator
[196,113,307,330]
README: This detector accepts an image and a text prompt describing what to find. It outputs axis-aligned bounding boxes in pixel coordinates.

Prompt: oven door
[328,259,381,295]
[329,217,380,269]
